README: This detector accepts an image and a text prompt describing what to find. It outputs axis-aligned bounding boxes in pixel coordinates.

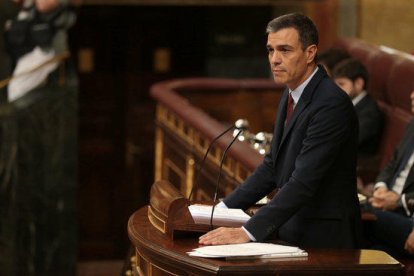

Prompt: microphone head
[254,132,272,143]
[234,119,249,130]
[254,132,266,143]
[233,129,246,141]
[253,132,272,155]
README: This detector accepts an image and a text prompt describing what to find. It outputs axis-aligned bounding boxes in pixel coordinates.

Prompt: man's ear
[354,77,365,92]
[306,44,317,64]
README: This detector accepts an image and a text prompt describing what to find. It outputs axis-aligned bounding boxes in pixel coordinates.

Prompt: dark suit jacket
[224,65,362,249]
[354,94,383,155]
[376,119,414,214]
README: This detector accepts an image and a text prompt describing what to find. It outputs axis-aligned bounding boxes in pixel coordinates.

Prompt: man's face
[334,77,364,99]
[267,28,316,90]
[335,77,356,98]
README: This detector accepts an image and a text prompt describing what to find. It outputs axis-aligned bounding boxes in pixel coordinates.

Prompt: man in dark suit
[199,13,362,249]
[332,58,383,156]
[367,90,414,257]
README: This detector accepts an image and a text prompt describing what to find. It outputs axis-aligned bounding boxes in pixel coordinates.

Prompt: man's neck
[288,64,318,91]
[287,63,317,91]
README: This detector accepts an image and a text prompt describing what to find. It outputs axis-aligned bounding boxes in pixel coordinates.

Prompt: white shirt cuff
[374,182,388,190]
[242,226,256,241]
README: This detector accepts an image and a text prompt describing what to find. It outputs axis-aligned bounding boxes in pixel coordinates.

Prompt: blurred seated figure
[0,1,19,102]
[5,0,77,60]
[364,91,414,258]
[332,58,384,156]
[4,0,77,101]
[317,48,350,76]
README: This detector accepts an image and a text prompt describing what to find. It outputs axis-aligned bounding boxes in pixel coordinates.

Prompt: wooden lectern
[147,180,211,239]
[148,180,246,239]
[128,204,403,275]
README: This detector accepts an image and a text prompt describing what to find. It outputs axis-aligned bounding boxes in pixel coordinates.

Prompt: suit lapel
[401,128,414,193]
[354,96,367,111]
[280,66,326,145]
[271,65,327,163]
[404,166,414,192]
[271,89,289,160]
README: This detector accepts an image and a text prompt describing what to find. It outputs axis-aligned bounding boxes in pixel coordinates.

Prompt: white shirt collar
[352,91,368,106]
[289,67,319,106]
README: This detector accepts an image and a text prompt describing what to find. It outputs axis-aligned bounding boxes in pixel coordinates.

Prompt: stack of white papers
[188,242,308,259]
[188,204,250,224]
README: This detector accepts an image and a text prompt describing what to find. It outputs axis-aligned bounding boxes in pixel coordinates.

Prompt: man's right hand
[369,187,390,210]
[372,186,388,198]
[369,187,400,211]
[369,186,388,208]
[199,227,250,245]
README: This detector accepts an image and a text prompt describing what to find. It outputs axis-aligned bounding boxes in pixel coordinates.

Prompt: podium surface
[128,206,403,275]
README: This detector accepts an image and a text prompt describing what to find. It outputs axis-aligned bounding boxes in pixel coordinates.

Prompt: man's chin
[272,77,286,85]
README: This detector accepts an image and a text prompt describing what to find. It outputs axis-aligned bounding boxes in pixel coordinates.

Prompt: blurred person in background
[318,48,350,77]
[365,91,414,258]
[0,1,19,102]
[332,58,383,157]
[4,0,78,101]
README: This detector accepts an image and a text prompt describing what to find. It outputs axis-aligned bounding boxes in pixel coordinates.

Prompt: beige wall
[359,0,414,53]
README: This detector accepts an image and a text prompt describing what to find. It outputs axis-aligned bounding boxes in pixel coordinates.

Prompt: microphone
[209,128,244,230]
[253,132,273,155]
[188,124,234,203]
[233,119,250,142]
[188,119,249,203]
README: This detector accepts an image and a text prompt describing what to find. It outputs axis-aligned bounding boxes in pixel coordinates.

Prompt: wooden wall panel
[359,0,414,53]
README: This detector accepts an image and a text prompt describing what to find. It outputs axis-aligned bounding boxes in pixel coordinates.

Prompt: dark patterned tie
[286,93,294,124]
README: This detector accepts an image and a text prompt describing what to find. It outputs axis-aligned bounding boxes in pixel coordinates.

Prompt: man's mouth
[272,70,285,75]
[272,68,285,73]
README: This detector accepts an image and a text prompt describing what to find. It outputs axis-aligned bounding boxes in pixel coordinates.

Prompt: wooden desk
[128,206,403,275]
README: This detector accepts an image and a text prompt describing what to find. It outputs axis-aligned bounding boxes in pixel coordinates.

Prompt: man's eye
[267,48,273,53]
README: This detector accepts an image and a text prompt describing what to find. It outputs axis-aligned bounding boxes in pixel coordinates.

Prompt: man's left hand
[369,190,399,211]
[199,227,250,245]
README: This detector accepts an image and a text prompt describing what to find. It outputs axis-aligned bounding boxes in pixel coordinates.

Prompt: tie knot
[288,94,294,104]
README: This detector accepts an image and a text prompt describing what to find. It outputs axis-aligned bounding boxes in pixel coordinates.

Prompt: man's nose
[270,51,281,64]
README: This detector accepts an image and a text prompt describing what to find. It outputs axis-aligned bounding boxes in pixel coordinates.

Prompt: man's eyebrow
[276,44,293,49]
[267,44,294,49]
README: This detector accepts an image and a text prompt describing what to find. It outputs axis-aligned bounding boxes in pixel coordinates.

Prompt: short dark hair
[266,13,319,50]
[332,58,369,90]
[317,48,351,73]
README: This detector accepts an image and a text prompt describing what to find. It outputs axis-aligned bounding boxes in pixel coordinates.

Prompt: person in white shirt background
[365,90,414,258]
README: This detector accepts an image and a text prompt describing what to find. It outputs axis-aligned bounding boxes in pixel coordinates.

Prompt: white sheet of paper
[188,204,250,222]
[188,242,307,258]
